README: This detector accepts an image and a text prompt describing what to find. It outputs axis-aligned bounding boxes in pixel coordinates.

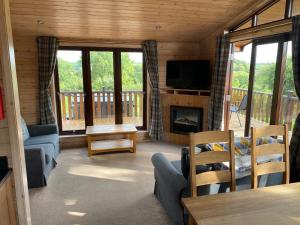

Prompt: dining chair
[189,130,236,198]
[188,130,236,225]
[251,125,289,189]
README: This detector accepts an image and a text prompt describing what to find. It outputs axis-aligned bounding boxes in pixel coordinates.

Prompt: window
[121,52,144,127]
[55,47,147,134]
[226,0,298,136]
[250,42,278,128]
[280,41,299,134]
[227,35,294,136]
[229,43,252,136]
[90,51,115,126]
[230,0,293,32]
[293,0,300,16]
[56,50,85,131]
[257,0,286,25]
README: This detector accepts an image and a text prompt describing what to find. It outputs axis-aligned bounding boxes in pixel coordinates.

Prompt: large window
[57,50,85,131]
[226,0,300,136]
[227,35,294,136]
[55,47,147,134]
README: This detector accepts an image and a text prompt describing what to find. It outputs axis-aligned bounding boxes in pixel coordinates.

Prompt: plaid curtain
[208,36,231,131]
[290,16,300,182]
[37,36,59,124]
[143,40,163,140]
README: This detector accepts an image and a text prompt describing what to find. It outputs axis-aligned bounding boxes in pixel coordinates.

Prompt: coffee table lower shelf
[89,139,135,155]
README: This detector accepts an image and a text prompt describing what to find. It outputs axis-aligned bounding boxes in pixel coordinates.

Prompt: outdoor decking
[230,87,299,136]
[60,90,144,131]
[62,117,143,131]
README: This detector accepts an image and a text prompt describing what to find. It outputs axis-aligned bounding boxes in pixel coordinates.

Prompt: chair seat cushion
[24,134,58,148]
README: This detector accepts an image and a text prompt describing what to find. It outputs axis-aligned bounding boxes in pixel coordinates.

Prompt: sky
[57,51,143,63]
[234,41,292,64]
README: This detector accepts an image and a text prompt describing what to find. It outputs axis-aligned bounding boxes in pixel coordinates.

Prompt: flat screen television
[166,60,211,90]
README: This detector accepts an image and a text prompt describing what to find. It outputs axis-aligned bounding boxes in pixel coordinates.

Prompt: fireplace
[170,106,203,135]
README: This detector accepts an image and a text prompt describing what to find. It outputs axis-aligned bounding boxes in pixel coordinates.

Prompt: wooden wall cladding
[161,93,210,145]
[13,37,206,126]
[14,35,39,125]
[157,42,204,88]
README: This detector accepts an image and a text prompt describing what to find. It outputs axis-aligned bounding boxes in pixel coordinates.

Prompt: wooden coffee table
[86,124,137,156]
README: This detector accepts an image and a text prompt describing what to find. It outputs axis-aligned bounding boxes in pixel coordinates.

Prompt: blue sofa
[21,119,59,188]
[152,148,282,225]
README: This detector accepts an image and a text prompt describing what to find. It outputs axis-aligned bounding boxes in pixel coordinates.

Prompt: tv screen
[166,60,211,90]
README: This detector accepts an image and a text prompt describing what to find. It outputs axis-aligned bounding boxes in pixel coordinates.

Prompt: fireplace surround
[170,105,203,135]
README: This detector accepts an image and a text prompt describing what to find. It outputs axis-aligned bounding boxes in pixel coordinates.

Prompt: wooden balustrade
[231,88,300,127]
[60,91,143,121]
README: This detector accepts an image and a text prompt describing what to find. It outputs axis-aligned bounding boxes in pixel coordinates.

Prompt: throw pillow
[20,117,30,141]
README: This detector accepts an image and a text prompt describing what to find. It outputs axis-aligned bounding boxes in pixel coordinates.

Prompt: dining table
[182,182,300,225]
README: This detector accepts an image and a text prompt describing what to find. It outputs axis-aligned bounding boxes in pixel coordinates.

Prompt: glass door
[90,51,115,125]
[228,43,252,136]
[121,51,145,128]
[56,50,85,132]
[227,36,291,137]
[55,47,147,134]
[249,42,278,129]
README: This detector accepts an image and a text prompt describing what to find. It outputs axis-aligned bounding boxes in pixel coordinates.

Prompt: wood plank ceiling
[9,0,257,42]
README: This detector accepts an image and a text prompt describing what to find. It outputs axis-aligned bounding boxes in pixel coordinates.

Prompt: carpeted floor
[29,141,182,225]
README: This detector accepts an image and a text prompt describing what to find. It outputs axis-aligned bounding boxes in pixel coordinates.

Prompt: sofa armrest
[24,147,46,188]
[27,124,58,137]
[152,153,187,225]
[152,153,187,197]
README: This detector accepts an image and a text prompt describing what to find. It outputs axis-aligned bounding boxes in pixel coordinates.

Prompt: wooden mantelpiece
[160,90,210,145]
[160,88,210,96]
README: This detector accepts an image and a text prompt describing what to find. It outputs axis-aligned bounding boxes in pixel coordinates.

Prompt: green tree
[57,52,143,92]
[232,57,295,96]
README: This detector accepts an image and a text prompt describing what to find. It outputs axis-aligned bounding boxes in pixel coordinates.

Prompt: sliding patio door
[55,47,146,134]
[121,51,145,127]
[90,51,115,125]
[249,42,278,129]
[227,35,292,136]
[56,50,86,132]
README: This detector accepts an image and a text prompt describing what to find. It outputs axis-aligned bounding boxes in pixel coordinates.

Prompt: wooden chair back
[251,125,289,189]
[189,130,236,197]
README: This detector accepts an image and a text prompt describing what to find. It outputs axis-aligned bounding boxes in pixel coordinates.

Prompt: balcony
[59,90,144,131]
[230,88,299,136]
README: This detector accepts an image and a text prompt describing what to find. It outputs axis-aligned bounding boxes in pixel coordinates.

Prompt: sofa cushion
[24,134,58,148]
[21,117,30,141]
[25,143,55,165]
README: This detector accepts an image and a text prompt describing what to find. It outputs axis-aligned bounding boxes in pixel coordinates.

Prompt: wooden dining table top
[182,182,300,225]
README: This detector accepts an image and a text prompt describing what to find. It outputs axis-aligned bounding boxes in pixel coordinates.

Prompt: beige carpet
[29,141,182,225]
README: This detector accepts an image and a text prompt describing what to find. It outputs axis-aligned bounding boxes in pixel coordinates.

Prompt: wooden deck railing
[232,88,300,127]
[60,90,144,120]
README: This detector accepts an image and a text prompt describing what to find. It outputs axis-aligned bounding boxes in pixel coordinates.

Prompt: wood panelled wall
[0,58,12,166]
[14,35,39,125]
[13,36,206,126]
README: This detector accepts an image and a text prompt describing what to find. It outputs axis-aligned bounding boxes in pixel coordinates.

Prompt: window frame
[229,0,293,32]
[55,46,147,135]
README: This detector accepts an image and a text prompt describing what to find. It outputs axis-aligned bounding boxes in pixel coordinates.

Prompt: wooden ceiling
[10,0,259,42]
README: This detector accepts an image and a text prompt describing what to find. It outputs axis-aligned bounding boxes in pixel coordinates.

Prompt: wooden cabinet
[0,171,17,225]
